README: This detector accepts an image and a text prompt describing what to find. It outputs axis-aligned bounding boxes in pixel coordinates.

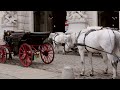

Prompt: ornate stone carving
[2,11,17,27]
[66,11,88,33]
[66,11,87,23]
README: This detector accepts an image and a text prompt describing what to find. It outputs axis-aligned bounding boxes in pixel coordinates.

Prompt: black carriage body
[20,32,50,45]
[4,31,50,55]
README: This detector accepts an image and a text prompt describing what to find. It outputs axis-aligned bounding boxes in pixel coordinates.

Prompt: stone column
[29,11,34,32]
[0,11,4,26]
[86,11,98,26]
[17,11,29,32]
[66,11,88,33]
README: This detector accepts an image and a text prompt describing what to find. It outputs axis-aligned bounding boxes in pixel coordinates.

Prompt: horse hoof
[112,78,115,79]
[103,72,108,74]
[112,77,116,79]
[63,53,66,55]
[80,74,84,76]
[90,74,94,77]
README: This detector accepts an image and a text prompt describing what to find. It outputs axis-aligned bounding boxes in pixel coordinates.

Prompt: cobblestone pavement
[4,49,120,79]
[0,73,18,79]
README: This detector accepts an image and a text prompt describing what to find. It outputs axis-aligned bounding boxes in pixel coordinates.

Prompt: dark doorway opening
[34,11,66,32]
[34,11,46,32]
[34,11,41,32]
[98,11,119,29]
[52,11,66,33]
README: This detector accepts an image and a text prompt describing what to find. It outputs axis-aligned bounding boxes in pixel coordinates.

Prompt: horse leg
[52,41,56,52]
[107,54,118,79]
[53,42,59,54]
[63,44,70,55]
[112,61,118,79]
[56,45,60,54]
[8,53,12,60]
[88,52,94,76]
[101,52,108,74]
[62,45,66,55]
[78,48,85,76]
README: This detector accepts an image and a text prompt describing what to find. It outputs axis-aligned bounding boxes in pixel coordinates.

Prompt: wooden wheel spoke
[47,54,53,59]
[41,54,46,60]
[20,48,24,52]
[19,43,33,67]
[48,50,53,53]
[43,45,47,51]
[40,43,54,64]
[0,47,6,63]
[47,56,51,62]
[44,56,48,62]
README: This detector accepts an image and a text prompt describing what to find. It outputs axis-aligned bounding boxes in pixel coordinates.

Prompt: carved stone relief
[66,11,87,23]
[2,11,17,27]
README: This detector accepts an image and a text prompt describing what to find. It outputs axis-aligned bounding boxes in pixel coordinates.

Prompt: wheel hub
[22,51,26,59]
[43,51,48,56]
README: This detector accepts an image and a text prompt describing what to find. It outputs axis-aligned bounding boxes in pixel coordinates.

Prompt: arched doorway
[98,11,119,29]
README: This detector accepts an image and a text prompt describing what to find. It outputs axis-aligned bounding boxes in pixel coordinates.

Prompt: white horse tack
[65,27,120,79]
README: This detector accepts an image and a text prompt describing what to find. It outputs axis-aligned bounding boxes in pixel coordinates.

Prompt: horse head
[48,33,56,39]
[64,33,76,52]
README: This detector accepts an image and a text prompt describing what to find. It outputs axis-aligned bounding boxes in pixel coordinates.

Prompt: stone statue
[66,11,88,33]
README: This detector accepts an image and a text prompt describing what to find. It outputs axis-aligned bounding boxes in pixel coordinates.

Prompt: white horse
[48,32,68,54]
[65,27,120,79]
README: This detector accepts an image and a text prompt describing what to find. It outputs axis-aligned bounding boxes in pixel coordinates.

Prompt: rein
[75,43,113,54]
[52,33,60,45]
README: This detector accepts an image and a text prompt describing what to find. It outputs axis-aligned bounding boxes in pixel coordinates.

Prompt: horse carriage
[0,31,54,67]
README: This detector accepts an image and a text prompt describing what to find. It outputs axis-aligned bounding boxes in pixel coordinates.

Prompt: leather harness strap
[83,29,97,52]
[53,33,59,45]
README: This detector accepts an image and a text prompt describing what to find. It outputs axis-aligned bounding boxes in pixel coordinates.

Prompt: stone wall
[0,11,119,32]
[86,11,98,26]
[66,11,98,33]
[66,11,98,26]
[17,11,30,31]
[0,11,33,32]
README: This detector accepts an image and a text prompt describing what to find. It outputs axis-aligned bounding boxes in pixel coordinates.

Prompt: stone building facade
[0,11,119,32]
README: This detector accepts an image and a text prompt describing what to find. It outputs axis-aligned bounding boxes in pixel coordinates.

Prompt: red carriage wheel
[39,43,54,64]
[0,46,7,63]
[19,43,33,67]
